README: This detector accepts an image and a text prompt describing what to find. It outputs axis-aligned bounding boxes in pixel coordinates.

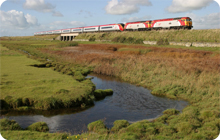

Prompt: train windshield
[186,19,192,21]
[119,23,125,28]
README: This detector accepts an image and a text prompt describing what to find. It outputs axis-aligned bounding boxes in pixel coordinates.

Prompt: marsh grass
[111,120,130,132]
[93,89,113,100]
[0,45,95,110]
[26,122,49,132]
[0,118,22,130]
[1,130,69,140]
[1,36,219,139]
[87,120,109,134]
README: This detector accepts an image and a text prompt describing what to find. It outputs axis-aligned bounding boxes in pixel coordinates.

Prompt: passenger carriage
[83,26,99,32]
[124,21,151,31]
[99,24,124,32]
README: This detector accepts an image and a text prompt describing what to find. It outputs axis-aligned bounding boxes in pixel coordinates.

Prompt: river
[1,73,188,134]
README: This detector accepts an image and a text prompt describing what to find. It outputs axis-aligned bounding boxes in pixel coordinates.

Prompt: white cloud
[52,11,63,17]
[186,12,220,29]
[23,0,63,17]
[121,15,152,22]
[167,0,213,13]
[0,10,39,29]
[105,0,152,15]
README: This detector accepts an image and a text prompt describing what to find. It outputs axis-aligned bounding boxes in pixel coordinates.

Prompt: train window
[174,18,181,20]
[72,29,82,31]
[85,28,96,30]
[101,26,113,29]
[63,30,70,32]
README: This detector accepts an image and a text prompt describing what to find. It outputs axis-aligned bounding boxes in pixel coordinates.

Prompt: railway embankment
[74,29,220,46]
[143,41,220,47]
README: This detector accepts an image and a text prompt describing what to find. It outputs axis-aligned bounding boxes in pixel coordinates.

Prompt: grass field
[0,35,219,139]
[0,45,95,110]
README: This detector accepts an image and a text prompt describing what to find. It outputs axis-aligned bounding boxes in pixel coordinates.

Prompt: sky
[0,0,219,36]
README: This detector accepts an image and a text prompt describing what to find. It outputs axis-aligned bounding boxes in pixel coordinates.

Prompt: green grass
[75,29,220,43]
[26,122,49,132]
[87,120,109,134]
[0,45,95,110]
[1,130,69,140]
[93,89,113,99]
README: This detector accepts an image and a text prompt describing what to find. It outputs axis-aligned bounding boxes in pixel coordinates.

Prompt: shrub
[100,33,107,39]
[87,120,108,134]
[120,120,150,137]
[126,37,135,44]
[81,68,90,75]
[112,37,120,42]
[0,118,22,130]
[93,89,113,99]
[74,71,85,81]
[111,120,130,132]
[119,37,126,43]
[89,37,96,42]
[27,122,49,132]
[5,97,23,109]
[134,39,144,44]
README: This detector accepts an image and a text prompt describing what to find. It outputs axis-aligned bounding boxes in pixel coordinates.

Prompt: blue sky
[0,0,219,36]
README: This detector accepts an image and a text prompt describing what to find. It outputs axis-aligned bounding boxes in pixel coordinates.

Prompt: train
[34,17,193,35]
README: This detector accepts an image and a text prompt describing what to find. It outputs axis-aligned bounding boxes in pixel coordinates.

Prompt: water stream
[1,73,188,134]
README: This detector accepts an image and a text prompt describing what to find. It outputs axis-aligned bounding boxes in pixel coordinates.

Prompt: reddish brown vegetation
[41,44,220,76]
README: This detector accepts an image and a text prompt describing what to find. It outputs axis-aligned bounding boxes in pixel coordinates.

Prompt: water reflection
[1,74,188,134]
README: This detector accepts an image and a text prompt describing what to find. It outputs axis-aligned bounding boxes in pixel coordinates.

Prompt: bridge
[58,33,80,41]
